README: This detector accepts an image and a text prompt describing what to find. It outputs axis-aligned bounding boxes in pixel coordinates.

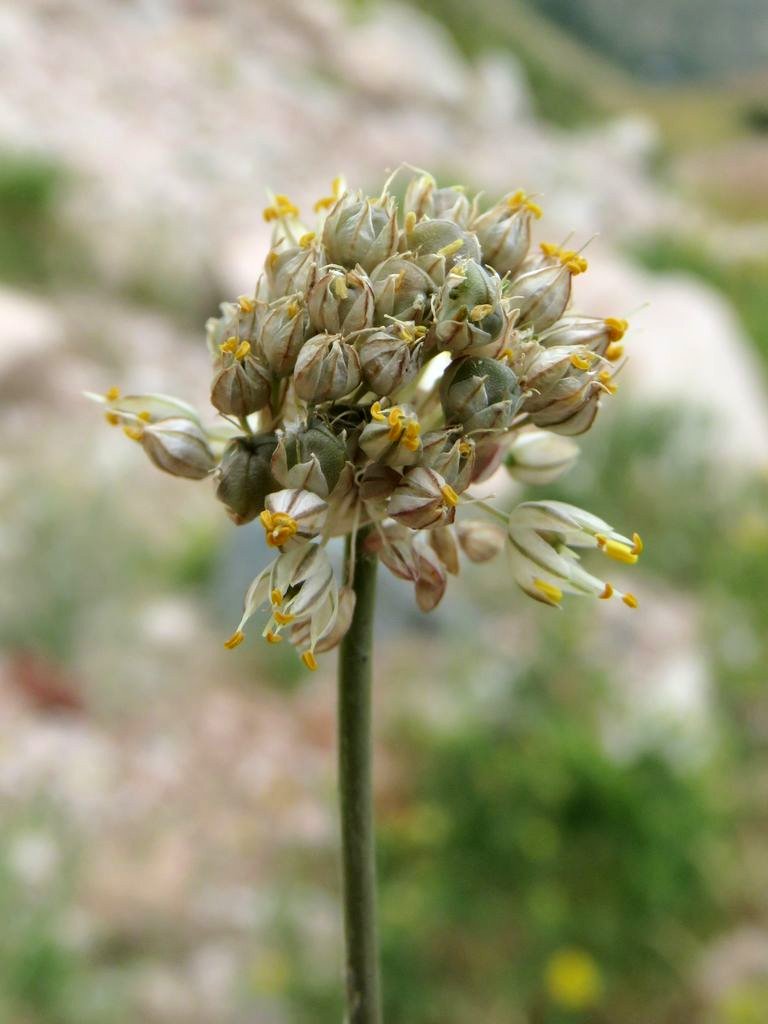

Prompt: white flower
[504,431,579,484]
[507,500,642,608]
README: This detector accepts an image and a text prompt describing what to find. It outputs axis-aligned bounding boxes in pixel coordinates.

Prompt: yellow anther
[123,426,144,442]
[470,303,493,322]
[507,189,542,218]
[302,650,319,671]
[598,369,617,395]
[399,323,427,342]
[136,410,151,423]
[259,510,299,548]
[605,317,628,341]
[105,411,120,426]
[298,231,316,248]
[286,300,300,318]
[220,337,239,354]
[313,177,344,212]
[534,578,563,605]
[234,340,251,360]
[387,407,405,443]
[270,588,283,606]
[402,421,421,451]
[598,583,614,600]
[105,386,121,402]
[622,593,638,609]
[265,631,283,645]
[238,296,256,314]
[499,347,515,361]
[267,251,279,269]
[224,630,245,650]
[605,342,624,362]
[331,274,349,300]
[404,210,417,233]
[436,238,464,259]
[560,250,588,275]
[458,440,473,456]
[263,194,299,222]
[274,610,295,626]
[441,483,459,507]
[570,352,593,371]
[596,535,638,565]
[631,532,643,556]
[370,400,387,423]
[540,242,561,258]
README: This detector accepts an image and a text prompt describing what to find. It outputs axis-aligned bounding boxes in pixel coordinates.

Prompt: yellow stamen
[622,592,638,609]
[402,420,421,452]
[238,296,255,314]
[331,274,348,300]
[436,238,464,259]
[470,303,493,322]
[220,337,238,354]
[274,610,295,626]
[596,535,638,565]
[540,242,561,258]
[605,342,624,362]
[631,532,643,555]
[370,400,387,423]
[263,194,299,222]
[559,250,588,275]
[105,386,121,402]
[270,588,283,606]
[105,411,120,426]
[404,211,417,233]
[605,317,628,342]
[399,323,427,342]
[265,631,283,645]
[298,231,316,248]
[234,340,251,361]
[570,352,593,371]
[507,189,542,218]
[313,177,344,212]
[598,370,617,395]
[458,440,473,457]
[286,300,300,318]
[387,406,405,442]
[224,630,245,650]
[598,583,614,600]
[302,650,318,671]
[267,251,279,269]
[534,578,563,605]
[259,510,299,548]
[441,483,459,507]
[138,410,152,422]
[123,426,143,442]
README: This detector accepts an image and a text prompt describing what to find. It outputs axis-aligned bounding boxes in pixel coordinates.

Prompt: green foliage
[378,664,722,1023]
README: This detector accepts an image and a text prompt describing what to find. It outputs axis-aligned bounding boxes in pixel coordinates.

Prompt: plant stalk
[338,526,382,1023]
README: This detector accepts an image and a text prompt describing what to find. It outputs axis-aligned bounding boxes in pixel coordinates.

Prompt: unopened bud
[215,433,279,524]
[440,356,521,434]
[322,192,399,272]
[505,431,579,484]
[456,519,505,562]
[307,267,375,335]
[293,333,362,403]
[357,327,424,397]
[210,344,272,417]
[136,417,216,480]
[272,421,347,497]
[259,294,308,377]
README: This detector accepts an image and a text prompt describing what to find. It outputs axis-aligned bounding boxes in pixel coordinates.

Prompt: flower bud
[206,297,262,358]
[456,519,505,562]
[322,192,399,272]
[388,466,458,530]
[357,325,424,397]
[293,333,362,403]
[528,377,603,435]
[265,238,325,299]
[215,433,279,524]
[440,356,521,434]
[413,537,448,612]
[420,432,475,493]
[272,421,347,497]
[470,190,541,278]
[510,244,588,332]
[359,401,422,468]
[432,260,504,356]
[504,430,579,484]
[370,255,435,322]
[210,341,272,417]
[133,417,216,480]
[406,213,480,257]
[259,294,308,377]
[307,267,375,335]
[429,525,459,575]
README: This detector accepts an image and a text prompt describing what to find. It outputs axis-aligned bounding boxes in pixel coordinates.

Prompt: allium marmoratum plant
[90,169,641,670]
[90,167,643,1022]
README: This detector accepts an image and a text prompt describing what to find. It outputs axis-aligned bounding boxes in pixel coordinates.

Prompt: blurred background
[1,1,768,1021]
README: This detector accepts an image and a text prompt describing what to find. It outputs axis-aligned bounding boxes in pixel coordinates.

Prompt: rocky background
[1,2,768,1022]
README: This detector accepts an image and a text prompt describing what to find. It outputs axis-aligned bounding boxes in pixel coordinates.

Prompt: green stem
[338,526,382,1023]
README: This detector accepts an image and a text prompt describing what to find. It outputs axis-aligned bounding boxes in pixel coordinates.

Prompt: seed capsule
[215,433,279,524]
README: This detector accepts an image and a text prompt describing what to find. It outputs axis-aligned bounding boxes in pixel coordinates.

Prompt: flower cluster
[89,170,641,668]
